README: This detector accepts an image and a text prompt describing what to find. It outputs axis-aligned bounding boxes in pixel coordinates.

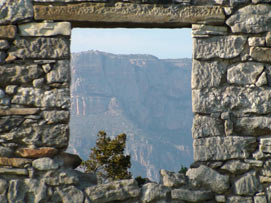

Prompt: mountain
[68,50,193,181]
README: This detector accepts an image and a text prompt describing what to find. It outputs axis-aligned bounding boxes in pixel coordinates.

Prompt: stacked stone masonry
[1,0,271,202]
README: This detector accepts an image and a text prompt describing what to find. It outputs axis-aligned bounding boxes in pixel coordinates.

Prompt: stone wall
[1,0,271,202]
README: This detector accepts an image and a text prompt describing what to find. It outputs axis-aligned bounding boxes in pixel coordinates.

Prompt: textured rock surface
[159,169,186,187]
[46,60,70,84]
[194,136,256,161]
[186,165,229,193]
[0,0,33,25]
[193,36,246,59]
[141,183,169,202]
[0,26,17,39]
[227,4,271,33]
[171,188,213,202]
[250,47,271,62]
[234,171,259,195]
[15,147,58,158]
[221,160,250,174]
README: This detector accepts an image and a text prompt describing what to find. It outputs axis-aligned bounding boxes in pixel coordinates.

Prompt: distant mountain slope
[68,50,193,181]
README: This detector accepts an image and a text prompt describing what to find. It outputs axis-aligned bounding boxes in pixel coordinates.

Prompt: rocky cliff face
[69,50,193,180]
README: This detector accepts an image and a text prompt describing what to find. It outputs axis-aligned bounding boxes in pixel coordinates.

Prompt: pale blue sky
[71,28,192,59]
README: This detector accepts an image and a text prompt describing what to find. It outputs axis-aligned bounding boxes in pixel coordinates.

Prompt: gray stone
[226,4,271,33]
[194,136,256,161]
[12,87,70,109]
[0,40,9,50]
[54,152,82,169]
[171,188,213,202]
[235,117,271,136]
[260,138,271,153]
[234,171,259,195]
[46,60,70,84]
[216,195,226,202]
[250,47,271,63]
[43,169,80,186]
[141,183,169,203]
[32,157,60,170]
[192,87,271,114]
[5,85,17,94]
[43,110,69,124]
[227,196,253,203]
[85,179,140,203]
[244,159,263,167]
[192,60,226,89]
[33,78,44,88]
[24,179,48,203]
[8,180,25,203]
[0,117,24,133]
[42,64,52,73]
[159,169,186,187]
[192,24,228,36]
[0,179,7,195]
[221,160,250,174]
[256,72,268,87]
[0,51,6,63]
[10,37,70,59]
[229,0,249,6]
[254,195,267,203]
[227,62,264,85]
[192,114,224,139]
[19,22,71,36]
[0,89,4,99]
[266,32,271,46]
[0,64,43,85]
[193,36,246,59]
[186,165,229,193]
[0,0,33,25]
[0,25,17,39]
[57,186,84,203]
[248,37,266,47]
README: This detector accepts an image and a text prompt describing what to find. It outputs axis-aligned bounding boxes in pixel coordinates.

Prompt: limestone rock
[0,40,9,50]
[186,165,229,193]
[0,179,7,195]
[57,186,84,203]
[227,196,253,203]
[46,60,70,84]
[250,47,271,63]
[8,180,25,203]
[192,24,227,36]
[43,169,80,186]
[15,147,58,158]
[221,160,250,174]
[171,188,213,202]
[85,179,140,203]
[141,183,169,203]
[0,64,43,85]
[194,136,256,161]
[0,108,39,116]
[256,72,268,87]
[254,195,267,203]
[192,87,271,114]
[10,37,69,59]
[55,152,82,169]
[248,37,266,47]
[0,157,32,168]
[19,22,71,36]
[234,171,260,195]
[226,4,271,33]
[32,157,60,170]
[43,110,69,124]
[33,78,44,88]
[12,87,70,109]
[227,62,264,85]
[234,117,271,136]
[0,117,24,133]
[215,195,226,202]
[260,138,271,153]
[0,168,28,175]
[192,115,224,139]
[0,146,14,157]
[24,179,48,203]
[193,36,246,59]
[159,169,186,187]
[192,60,226,89]
[0,0,33,25]
[0,25,17,39]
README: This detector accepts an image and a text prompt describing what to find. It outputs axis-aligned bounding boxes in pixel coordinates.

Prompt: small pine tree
[81,131,132,181]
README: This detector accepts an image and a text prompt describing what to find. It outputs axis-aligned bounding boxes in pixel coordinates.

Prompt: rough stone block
[46,60,70,84]
[227,196,253,203]
[159,169,186,187]
[221,160,250,174]
[141,183,169,203]
[10,37,69,59]
[12,87,70,109]
[254,195,267,203]
[85,179,140,203]
[192,114,224,139]
[193,136,256,161]
[0,25,17,39]
[192,24,227,36]
[0,64,43,85]
[250,47,271,63]
[19,22,71,36]
[57,186,84,203]
[192,60,226,89]
[227,62,264,85]
[0,157,32,168]
[171,188,213,202]
[43,110,69,124]
[0,108,39,116]
[15,147,58,158]
[248,37,266,47]
[234,171,259,195]
[192,87,271,114]
[0,146,14,157]
[0,168,28,175]
[0,0,33,25]
[226,4,271,33]
[186,165,229,193]
[32,157,60,170]
[0,40,9,50]
[193,36,246,59]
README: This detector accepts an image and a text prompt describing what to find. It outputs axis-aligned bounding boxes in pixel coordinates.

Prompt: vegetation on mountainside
[81,131,132,182]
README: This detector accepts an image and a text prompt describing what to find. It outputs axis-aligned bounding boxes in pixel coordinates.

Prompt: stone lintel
[0,168,28,175]
[0,108,39,116]
[33,3,225,28]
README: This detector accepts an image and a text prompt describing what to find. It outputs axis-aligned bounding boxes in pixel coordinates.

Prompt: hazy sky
[71,28,192,59]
